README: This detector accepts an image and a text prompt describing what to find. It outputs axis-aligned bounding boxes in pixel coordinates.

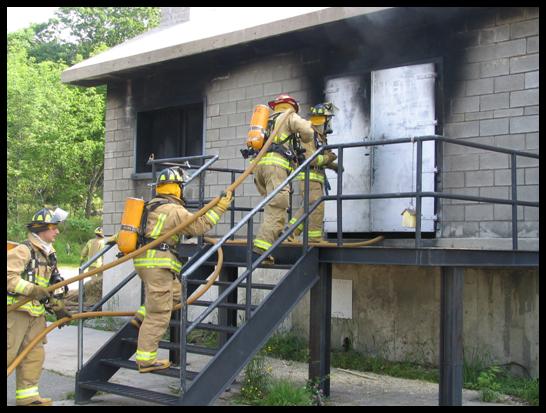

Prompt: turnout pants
[136,267,182,367]
[7,311,47,405]
[290,180,325,241]
[252,163,290,253]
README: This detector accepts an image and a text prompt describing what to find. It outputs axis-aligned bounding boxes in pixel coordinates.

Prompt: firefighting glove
[49,299,72,327]
[318,152,337,167]
[28,285,51,301]
[327,162,344,174]
[215,191,233,214]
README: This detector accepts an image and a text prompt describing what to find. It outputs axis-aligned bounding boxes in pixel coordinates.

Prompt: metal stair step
[190,300,258,311]
[121,337,219,356]
[216,260,294,269]
[100,358,198,379]
[78,380,179,405]
[183,322,238,334]
[186,279,275,290]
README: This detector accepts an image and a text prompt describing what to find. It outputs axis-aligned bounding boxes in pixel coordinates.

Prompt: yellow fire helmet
[155,167,186,198]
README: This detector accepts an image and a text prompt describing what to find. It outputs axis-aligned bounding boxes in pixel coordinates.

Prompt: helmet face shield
[51,207,69,223]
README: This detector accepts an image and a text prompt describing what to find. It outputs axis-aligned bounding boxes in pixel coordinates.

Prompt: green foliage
[258,379,313,406]
[266,331,309,362]
[7,7,161,224]
[239,351,272,403]
[477,365,503,402]
[20,7,161,65]
[187,330,219,349]
[264,332,538,405]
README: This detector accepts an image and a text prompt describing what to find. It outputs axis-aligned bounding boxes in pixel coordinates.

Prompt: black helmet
[156,167,185,186]
[27,207,68,231]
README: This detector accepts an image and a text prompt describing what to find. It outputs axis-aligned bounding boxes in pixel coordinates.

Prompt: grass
[262,331,538,406]
[233,350,318,406]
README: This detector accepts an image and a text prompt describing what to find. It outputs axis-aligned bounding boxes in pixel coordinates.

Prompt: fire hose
[7,108,295,315]
[7,107,385,375]
[7,110,296,376]
[7,238,223,377]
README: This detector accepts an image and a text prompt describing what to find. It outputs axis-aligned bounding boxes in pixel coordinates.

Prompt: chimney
[160,7,190,27]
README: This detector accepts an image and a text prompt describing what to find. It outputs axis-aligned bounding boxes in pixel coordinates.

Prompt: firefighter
[131,167,232,373]
[288,102,340,243]
[65,227,106,310]
[7,207,72,406]
[252,94,314,264]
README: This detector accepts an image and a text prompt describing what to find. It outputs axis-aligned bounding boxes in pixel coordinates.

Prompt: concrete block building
[62,7,539,377]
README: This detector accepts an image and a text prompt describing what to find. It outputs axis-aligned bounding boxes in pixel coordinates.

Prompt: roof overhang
[61,7,393,86]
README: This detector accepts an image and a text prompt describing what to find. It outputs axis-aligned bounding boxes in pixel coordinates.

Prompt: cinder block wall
[440,7,539,247]
[100,7,539,376]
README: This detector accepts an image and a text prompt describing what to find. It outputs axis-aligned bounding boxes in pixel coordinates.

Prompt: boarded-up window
[135,103,204,173]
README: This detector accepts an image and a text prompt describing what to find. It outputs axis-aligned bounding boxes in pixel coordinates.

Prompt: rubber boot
[16,396,53,406]
[138,359,170,373]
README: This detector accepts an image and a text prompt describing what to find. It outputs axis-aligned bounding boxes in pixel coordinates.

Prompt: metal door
[370,63,437,232]
[323,75,371,233]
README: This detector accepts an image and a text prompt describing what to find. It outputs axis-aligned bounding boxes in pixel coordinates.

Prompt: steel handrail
[77,242,115,370]
[183,133,540,334]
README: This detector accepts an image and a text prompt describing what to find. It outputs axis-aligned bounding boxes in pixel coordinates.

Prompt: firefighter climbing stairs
[75,245,320,405]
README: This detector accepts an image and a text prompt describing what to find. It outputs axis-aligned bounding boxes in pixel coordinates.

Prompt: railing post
[336,148,343,246]
[180,274,189,394]
[415,139,423,248]
[303,163,310,253]
[246,219,254,321]
[511,153,518,250]
[77,267,84,371]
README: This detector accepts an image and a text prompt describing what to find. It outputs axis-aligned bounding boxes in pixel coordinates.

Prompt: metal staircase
[72,136,539,406]
[75,245,319,405]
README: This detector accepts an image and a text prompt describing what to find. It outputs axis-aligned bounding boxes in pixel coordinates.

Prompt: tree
[31,7,161,65]
[7,43,105,219]
[8,7,161,221]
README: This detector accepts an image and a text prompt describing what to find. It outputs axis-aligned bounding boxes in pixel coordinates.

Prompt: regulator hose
[7,238,224,377]
[7,109,295,314]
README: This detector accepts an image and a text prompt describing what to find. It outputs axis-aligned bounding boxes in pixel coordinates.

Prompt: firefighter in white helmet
[288,103,340,243]
[7,207,71,406]
[252,94,314,264]
[131,167,232,373]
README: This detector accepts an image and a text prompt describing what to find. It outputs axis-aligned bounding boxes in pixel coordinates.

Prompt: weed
[306,377,328,406]
[64,391,75,400]
[237,351,272,404]
[258,379,313,406]
[263,331,538,405]
[477,365,503,402]
[187,330,219,348]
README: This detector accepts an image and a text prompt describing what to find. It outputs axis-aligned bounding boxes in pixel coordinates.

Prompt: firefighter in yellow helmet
[288,103,340,243]
[7,207,71,406]
[252,94,314,264]
[131,167,232,373]
[65,227,106,311]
